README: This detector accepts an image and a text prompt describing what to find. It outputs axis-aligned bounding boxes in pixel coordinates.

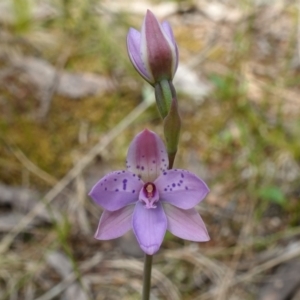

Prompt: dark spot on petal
[115,189,119,192]
[177,183,181,186]
[162,159,165,162]
[180,180,183,183]
[172,183,176,187]
[164,188,167,191]
[105,187,107,191]
[185,186,188,190]
[132,190,135,193]
[123,179,127,183]
[181,173,184,178]
[122,170,125,173]
[141,166,144,170]
[163,172,167,175]
[114,178,117,181]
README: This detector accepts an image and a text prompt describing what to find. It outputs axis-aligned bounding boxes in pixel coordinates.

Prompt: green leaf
[258,186,286,206]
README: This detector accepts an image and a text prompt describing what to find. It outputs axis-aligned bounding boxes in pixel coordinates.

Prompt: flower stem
[168,151,176,169]
[142,254,153,300]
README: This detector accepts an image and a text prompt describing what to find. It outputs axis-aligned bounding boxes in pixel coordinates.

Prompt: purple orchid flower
[89,129,210,255]
[127,10,179,85]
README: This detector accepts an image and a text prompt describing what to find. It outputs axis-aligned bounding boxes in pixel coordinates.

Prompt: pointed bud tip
[146,9,154,16]
[139,128,157,139]
[145,9,157,23]
[142,128,153,133]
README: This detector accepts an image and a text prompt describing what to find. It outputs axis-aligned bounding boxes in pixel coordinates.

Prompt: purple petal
[161,21,179,73]
[127,28,152,82]
[132,202,167,255]
[126,129,169,182]
[95,205,134,240]
[174,43,179,73]
[163,204,210,241]
[89,171,143,211]
[155,169,209,209]
[161,21,175,46]
[141,10,176,81]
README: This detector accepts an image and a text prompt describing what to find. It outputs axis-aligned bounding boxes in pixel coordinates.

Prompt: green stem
[142,254,153,300]
[168,151,177,169]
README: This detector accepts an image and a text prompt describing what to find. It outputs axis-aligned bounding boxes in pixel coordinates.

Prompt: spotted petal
[132,202,167,255]
[95,205,134,240]
[89,171,143,211]
[126,129,168,182]
[155,169,209,209]
[163,204,210,241]
[127,28,152,83]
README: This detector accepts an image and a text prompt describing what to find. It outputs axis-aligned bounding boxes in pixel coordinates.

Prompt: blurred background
[0,0,300,299]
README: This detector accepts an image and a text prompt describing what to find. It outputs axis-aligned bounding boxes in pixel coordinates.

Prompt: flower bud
[127,10,178,85]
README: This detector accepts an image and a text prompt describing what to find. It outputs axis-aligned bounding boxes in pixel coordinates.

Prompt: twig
[297,0,300,64]
[215,201,254,300]
[74,171,91,234]
[37,49,71,120]
[235,241,300,284]
[106,259,182,300]
[163,246,228,284]
[35,253,103,300]
[12,147,57,186]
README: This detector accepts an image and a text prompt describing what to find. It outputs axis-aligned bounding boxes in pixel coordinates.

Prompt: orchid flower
[89,129,209,255]
[127,10,179,85]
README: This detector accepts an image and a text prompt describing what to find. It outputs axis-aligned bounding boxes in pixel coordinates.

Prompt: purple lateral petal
[89,171,143,211]
[132,202,167,255]
[161,21,175,46]
[141,10,175,81]
[155,169,209,209]
[95,205,134,240]
[163,204,210,241]
[126,129,169,182]
[161,21,179,74]
[174,43,179,73]
[126,28,152,82]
